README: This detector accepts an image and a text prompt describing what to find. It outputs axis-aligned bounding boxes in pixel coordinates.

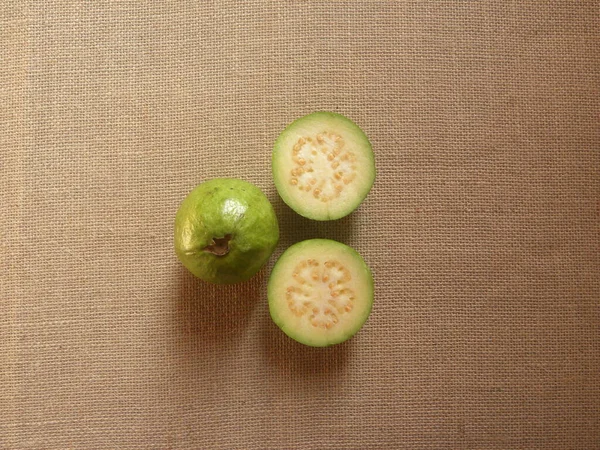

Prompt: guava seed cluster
[290,132,357,203]
[286,258,355,329]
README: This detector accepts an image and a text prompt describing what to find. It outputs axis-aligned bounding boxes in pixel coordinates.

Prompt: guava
[174,178,279,284]
[268,239,373,347]
[272,112,376,221]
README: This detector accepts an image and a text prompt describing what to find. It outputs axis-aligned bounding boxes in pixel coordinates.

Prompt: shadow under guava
[257,195,359,378]
[272,194,359,248]
[176,265,264,352]
[261,304,351,379]
[175,193,360,369]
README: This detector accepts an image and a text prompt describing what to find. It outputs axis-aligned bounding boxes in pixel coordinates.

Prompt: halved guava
[174,178,279,284]
[268,239,374,347]
[272,112,375,221]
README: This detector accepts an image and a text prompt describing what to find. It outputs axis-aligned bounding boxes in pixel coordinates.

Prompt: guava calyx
[203,234,232,256]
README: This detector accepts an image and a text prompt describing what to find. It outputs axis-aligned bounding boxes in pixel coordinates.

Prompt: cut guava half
[272,112,376,221]
[268,239,374,347]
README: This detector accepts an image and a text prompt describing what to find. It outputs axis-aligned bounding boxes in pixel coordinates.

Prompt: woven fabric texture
[2,1,599,448]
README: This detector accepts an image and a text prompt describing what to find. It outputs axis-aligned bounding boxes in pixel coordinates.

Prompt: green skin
[174,178,279,284]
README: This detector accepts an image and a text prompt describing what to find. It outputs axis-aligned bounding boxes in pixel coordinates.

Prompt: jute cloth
[2,1,599,448]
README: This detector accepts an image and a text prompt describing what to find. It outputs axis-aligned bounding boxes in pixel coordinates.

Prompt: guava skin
[174,178,279,284]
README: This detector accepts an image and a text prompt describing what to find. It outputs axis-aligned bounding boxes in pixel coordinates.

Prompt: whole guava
[174,178,279,284]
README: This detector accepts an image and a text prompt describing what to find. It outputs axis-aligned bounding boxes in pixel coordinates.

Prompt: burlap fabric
[2,1,599,449]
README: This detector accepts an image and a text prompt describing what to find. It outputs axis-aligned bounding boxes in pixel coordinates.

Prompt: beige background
[2,1,599,449]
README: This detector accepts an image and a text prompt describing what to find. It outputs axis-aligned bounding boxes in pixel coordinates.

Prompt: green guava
[268,239,374,347]
[174,178,279,284]
[272,112,376,221]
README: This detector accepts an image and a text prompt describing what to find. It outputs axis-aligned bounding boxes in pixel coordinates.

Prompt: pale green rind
[268,239,374,347]
[174,178,279,284]
[272,111,376,221]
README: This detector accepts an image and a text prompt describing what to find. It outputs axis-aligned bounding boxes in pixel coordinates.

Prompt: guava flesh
[268,239,373,346]
[272,112,376,221]
[175,178,279,284]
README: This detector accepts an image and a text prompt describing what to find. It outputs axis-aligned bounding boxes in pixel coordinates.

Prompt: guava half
[174,178,279,284]
[272,112,376,221]
[268,239,374,347]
